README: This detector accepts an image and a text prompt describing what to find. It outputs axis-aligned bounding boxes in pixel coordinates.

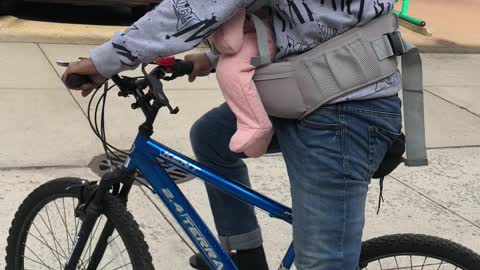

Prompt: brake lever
[142,65,179,114]
[146,73,168,105]
[162,73,178,81]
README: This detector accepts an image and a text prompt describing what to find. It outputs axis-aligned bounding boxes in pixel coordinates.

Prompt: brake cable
[84,71,198,255]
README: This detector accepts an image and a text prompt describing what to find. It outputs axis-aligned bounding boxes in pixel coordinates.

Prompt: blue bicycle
[5,58,480,270]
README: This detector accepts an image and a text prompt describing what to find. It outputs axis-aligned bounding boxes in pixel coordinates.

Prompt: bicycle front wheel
[5,177,154,270]
[360,234,480,269]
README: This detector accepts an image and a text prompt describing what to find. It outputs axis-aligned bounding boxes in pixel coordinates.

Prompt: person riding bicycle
[62,0,402,269]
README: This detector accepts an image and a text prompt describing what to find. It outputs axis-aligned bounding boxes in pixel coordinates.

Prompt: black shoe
[189,246,269,270]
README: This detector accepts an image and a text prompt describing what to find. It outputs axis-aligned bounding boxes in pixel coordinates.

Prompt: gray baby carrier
[246,0,428,168]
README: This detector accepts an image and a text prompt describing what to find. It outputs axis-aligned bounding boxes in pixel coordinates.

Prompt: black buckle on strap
[386,31,406,56]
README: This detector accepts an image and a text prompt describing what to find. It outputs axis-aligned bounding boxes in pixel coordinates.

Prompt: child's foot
[189,245,269,270]
[230,127,274,158]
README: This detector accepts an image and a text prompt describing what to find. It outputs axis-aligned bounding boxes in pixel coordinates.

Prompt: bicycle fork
[64,170,134,270]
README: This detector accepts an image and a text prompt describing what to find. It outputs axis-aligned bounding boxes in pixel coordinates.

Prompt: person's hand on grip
[184,53,212,82]
[61,58,106,97]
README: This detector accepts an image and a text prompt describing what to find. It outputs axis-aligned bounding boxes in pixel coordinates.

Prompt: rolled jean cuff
[219,227,263,251]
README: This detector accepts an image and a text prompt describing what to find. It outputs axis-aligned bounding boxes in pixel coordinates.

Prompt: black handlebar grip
[65,74,91,89]
[173,61,194,75]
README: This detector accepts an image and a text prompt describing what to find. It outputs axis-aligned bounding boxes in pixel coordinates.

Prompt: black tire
[5,177,154,270]
[360,234,480,269]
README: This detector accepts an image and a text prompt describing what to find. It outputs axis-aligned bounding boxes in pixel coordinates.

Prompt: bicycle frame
[123,131,295,270]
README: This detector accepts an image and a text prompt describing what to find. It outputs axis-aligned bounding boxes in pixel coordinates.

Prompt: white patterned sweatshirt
[90,0,401,102]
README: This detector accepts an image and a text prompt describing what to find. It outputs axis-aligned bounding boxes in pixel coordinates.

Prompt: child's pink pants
[211,9,276,158]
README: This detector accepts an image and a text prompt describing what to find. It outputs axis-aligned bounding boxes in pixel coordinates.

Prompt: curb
[1,16,478,54]
[417,46,480,54]
[0,16,125,45]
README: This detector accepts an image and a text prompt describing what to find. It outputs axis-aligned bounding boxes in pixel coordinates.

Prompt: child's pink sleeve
[210,9,246,55]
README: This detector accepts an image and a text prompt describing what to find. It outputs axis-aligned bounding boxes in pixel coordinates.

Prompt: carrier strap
[373,30,428,166]
[400,39,428,166]
[246,0,273,67]
[249,14,273,67]
[248,10,428,166]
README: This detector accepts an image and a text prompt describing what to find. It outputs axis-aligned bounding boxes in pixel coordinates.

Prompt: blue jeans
[190,96,402,270]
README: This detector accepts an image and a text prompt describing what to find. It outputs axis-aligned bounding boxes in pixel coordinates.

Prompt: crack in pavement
[36,43,89,120]
[425,88,480,119]
[389,174,480,231]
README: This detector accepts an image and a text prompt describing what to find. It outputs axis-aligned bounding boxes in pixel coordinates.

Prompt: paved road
[0,41,479,269]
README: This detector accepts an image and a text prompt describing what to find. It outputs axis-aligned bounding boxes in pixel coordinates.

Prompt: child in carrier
[208,8,276,158]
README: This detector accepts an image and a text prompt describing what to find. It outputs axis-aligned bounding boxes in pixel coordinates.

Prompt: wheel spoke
[54,199,75,254]
[99,247,128,270]
[27,231,68,260]
[24,245,56,270]
[23,256,55,270]
[42,206,69,258]
[30,221,64,266]
[59,198,72,253]
[11,181,151,270]
[393,256,399,269]
[366,260,462,270]
[80,231,121,269]
[44,205,68,269]
[80,215,104,267]
[107,233,121,245]
[436,260,443,270]
[110,262,132,270]
[421,256,427,270]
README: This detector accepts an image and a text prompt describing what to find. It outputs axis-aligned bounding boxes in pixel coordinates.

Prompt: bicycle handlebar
[168,60,194,76]
[64,58,193,130]
[65,74,92,89]
[64,58,194,89]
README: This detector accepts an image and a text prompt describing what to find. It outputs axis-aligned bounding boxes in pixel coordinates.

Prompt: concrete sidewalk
[401,0,480,53]
[0,42,479,269]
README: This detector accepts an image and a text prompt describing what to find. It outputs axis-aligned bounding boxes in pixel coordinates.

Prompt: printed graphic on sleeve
[373,0,392,19]
[122,24,139,36]
[316,23,339,42]
[274,0,315,32]
[357,0,366,21]
[166,0,219,43]
[374,72,400,92]
[281,35,319,57]
[166,16,219,43]
[173,0,201,31]
[320,0,357,14]
[112,43,139,67]
[319,0,366,21]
